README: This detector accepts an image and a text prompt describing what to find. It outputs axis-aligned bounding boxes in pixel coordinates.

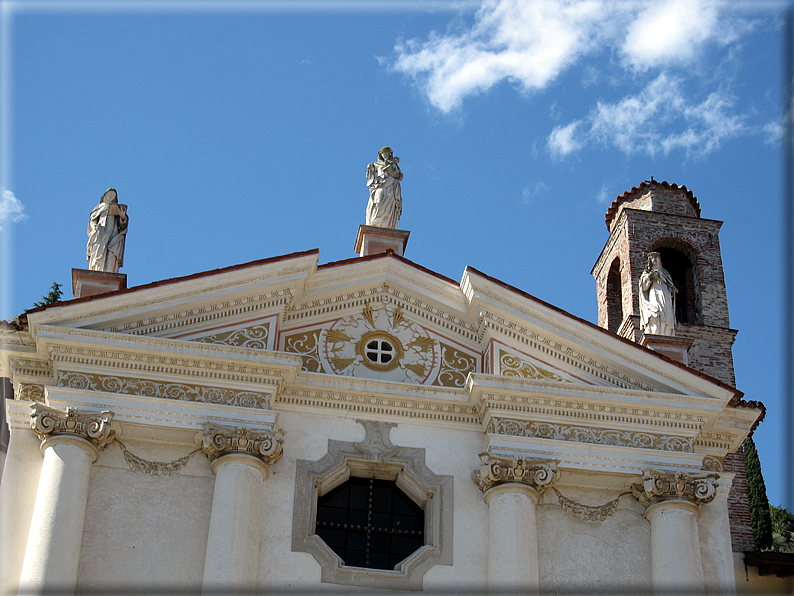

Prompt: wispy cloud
[391,0,757,158]
[392,0,748,113]
[548,74,744,158]
[521,181,550,205]
[0,189,26,231]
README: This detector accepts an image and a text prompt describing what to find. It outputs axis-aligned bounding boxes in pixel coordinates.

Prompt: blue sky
[0,0,790,508]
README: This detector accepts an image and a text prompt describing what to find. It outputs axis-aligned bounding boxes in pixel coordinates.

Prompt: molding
[487,417,694,453]
[291,420,453,591]
[57,371,272,410]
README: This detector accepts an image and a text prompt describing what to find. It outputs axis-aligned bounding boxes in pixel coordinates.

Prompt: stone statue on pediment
[366,146,403,229]
[87,188,128,273]
[639,252,677,336]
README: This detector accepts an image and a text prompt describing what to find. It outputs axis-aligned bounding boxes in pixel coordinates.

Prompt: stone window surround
[291,420,453,591]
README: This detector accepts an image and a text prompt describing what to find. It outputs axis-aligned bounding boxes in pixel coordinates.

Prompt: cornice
[27,261,312,329]
[102,289,292,336]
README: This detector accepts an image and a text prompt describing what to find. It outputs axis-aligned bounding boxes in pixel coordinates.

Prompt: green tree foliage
[770,504,794,553]
[743,437,773,550]
[31,282,63,309]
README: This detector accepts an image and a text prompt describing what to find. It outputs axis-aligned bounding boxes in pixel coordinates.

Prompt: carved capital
[30,403,115,451]
[201,422,285,466]
[472,453,558,494]
[631,469,717,509]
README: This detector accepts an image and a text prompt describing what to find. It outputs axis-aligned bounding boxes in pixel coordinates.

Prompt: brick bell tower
[592,179,756,554]
[591,179,737,386]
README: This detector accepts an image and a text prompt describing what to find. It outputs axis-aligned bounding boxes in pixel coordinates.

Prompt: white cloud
[521,181,550,204]
[392,0,621,113]
[391,0,750,114]
[620,0,729,71]
[0,189,26,231]
[763,120,783,144]
[548,73,745,158]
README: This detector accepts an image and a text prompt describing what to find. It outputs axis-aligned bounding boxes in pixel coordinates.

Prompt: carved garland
[116,440,200,476]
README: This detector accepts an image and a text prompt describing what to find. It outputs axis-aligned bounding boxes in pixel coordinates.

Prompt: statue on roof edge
[87,188,128,273]
[366,146,403,229]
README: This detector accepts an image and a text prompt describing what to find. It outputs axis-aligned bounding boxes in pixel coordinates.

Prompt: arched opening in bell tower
[606,258,623,333]
[653,245,700,325]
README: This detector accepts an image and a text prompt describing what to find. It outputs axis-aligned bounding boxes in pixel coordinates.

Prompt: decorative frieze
[16,383,45,403]
[195,323,271,349]
[488,417,694,452]
[30,403,115,450]
[631,469,717,508]
[472,453,558,493]
[201,423,285,466]
[57,371,271,409]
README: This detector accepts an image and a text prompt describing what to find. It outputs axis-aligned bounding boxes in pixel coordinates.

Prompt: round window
[356,331,404,372]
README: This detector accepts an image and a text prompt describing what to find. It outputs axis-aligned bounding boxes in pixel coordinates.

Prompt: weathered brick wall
[723,447,756,552]
[675,324,737,387]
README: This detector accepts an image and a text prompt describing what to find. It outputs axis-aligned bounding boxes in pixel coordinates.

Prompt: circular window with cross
[356,331,404,372]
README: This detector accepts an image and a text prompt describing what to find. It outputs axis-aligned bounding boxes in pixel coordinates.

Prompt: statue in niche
[366,146,403,228]
[639,252,677,336]
[87,188,128,273]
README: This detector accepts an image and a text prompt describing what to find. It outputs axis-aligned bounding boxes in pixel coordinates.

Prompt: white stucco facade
[0,245,764,595]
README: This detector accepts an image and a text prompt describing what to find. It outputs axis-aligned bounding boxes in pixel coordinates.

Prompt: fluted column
[473,454,558,594]
[200,423,284,596]
[19,404,114,596]
[631,469,717,595]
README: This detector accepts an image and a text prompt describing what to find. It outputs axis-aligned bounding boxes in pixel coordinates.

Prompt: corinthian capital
[201,422,285,466]
[30,403,115,450]
[631,469,717,508]
[472,453,558,493]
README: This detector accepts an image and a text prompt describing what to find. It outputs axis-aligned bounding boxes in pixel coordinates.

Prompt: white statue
[366,146,403,228]
[639,252,677,336]
[87,188,128,273]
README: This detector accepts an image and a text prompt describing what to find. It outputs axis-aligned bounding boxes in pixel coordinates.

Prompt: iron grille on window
[315,476,425,570]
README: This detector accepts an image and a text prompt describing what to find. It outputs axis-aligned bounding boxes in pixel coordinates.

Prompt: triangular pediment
[17,250,732,400]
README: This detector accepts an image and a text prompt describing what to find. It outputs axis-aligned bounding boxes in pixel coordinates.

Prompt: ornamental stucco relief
[488,417,694,452]
[631,469,717,508]
[30,403,115,450]
[56,371,270,409]
[498,349,573,383]
[283,302,476,387]
[193,323,271,350]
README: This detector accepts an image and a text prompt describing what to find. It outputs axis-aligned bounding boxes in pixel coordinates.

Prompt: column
[200,423,284,596]
[18,404,114,595]
[473,454,558,594]
[632,469,717,595]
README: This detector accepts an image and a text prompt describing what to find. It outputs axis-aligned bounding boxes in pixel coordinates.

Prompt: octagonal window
[315,476,425,570]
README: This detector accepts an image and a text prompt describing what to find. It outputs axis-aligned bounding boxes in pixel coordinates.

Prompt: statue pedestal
[72,269,127,299]
[354,225,410,257]
[640,334,692,365]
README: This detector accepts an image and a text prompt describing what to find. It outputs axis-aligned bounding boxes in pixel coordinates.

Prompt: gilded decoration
[472,453,558,493]
[201,422,285,465]
[194,323,271,349]
[317,302,440,384]
[57,371,270,409]
[30,403,115,450]
[432,343,476,388]
[16,383,45,403]
[631,469,718,508]
[499,349,572,383]
[488,417,694,452]
[284,329,326,373]
[701,455,723,472]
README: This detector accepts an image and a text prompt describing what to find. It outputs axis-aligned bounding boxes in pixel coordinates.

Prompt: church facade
[0,180,772,594]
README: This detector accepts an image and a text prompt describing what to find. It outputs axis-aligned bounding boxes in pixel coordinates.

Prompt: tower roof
[605,180,701,230]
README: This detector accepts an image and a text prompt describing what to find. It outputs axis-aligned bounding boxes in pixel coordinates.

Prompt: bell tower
[591,180,737,386]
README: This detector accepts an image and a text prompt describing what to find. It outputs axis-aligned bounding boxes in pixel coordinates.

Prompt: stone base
[640,333,692,365]
[354,225,410,257]
[72,269,127,299]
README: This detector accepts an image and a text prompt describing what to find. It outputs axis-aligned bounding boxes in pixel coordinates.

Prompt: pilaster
[473,454,558,594]
[631,469,717,594]
[200,423,285,595]
[19,404,114,596]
